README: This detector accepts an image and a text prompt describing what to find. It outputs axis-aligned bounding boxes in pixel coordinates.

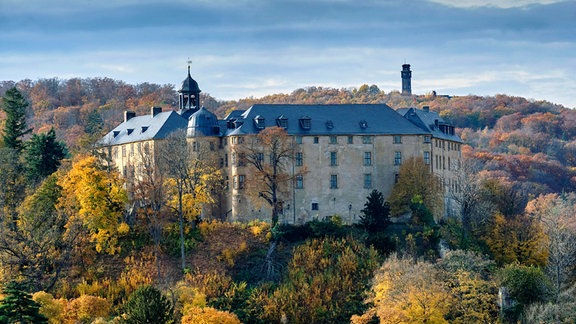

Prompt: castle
[100,64,462,224]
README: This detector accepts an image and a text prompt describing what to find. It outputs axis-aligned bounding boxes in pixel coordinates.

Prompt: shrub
[63,295,110,324]
[123,285,174,324]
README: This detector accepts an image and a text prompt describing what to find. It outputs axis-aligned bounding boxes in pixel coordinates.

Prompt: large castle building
[100,65,462,224]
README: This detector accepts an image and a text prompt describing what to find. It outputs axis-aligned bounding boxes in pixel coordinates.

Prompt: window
[330,152,337,166]
[393,135,402,144]
[122,146,126,157]
[448,157,451,170]
[329,135,337,144]
[394,151,402,165]
[299,116,311,130]
[238,153,246,166]
[295,175,303,189]
[347,136,354,144]
[144,142,149,154]
[276,115,288,128]
[394,173,399,183]
[362,136,373,144]
[209,141,215,151]
[364,152,372,166]
[364,173,372,189]
[295,152,303,166]
[254,115,265,129]
[314,136,319,144]
[113,147,118,159]
[424,135,431,143]
[238,175,245,189]
[311,202,319,211]
[424,151,430,165]
[295,136,302,144]
[330,174,338,189]
[224,154,228,167]
[257,153,264,162]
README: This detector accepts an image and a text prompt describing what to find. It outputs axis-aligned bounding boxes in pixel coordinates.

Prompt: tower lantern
[178,61,201,118]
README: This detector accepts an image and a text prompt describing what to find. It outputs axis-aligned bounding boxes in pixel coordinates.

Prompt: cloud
[426,0,570,8]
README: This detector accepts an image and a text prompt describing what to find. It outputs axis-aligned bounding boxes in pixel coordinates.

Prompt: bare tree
[158,130,221,271]
[525,193,576,301]
[132,141,168,281]
[235,126,304,226]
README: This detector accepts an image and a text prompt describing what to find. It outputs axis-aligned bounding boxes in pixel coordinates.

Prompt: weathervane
[187,58,192,73]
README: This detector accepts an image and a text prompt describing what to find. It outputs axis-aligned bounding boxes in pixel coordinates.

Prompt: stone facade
[100,67,463,224]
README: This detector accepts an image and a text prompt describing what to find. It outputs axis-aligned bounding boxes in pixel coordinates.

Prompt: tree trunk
[178,186,185,271]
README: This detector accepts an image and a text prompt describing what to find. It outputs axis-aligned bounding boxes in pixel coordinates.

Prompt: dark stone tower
[179,63,201,119]
[401,63,412,96]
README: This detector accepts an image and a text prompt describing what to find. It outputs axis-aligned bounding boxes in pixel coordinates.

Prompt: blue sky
[1,0,575,108]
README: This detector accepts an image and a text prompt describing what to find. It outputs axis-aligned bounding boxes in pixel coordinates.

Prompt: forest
[0,77,575,323]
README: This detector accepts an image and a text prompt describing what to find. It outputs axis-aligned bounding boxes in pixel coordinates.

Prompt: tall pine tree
[24,128,67,183]
[360,189,391,233]
[1,87,32,152]
[0,281,48,323]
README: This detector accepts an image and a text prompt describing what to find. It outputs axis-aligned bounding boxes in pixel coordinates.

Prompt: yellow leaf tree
[370,254,452,323]
[58,155,128,254]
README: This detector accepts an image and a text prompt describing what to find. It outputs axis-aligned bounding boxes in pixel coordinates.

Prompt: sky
[0,0,575,108]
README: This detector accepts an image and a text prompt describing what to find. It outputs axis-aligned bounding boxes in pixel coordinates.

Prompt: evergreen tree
[360,189,391,233]
[84,109,103,135]
[124,285,174,324]
[1,87,32,152]
[0,281,48,323]
[24,128,67,183]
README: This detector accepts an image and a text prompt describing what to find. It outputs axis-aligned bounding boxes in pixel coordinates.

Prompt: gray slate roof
[397,107,462,142]
[99,111,187,146]
[223,104,430,136]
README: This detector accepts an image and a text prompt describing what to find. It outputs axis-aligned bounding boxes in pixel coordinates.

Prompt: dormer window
[254,115,265,129]
[326,120,334,129]
[276,115,288,128]
[113,130,120,137]
[127,128,134,135]
[141,126,149,133]
[299,116,311,130]
[359,120,368,129]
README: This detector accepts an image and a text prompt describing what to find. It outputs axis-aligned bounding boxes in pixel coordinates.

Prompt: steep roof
[99,111,188,146]
[397,107,462,142]
[223,104,430,136]
[179,68,201,93]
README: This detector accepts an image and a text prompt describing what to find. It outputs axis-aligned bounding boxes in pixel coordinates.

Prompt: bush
[64,295,110,324]
[124,285,174,324]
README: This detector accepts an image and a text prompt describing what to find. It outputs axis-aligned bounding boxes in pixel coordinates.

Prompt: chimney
[423,106,430,112]
[124,111,136,122]
[151,106,162,117]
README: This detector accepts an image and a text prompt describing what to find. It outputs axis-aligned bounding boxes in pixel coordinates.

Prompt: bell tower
[401,63,412,96]
[179,61,201,118]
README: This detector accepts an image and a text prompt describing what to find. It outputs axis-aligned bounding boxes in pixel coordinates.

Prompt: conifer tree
[1,87,32,152]
[124,285,174,324]
[24,128,67,183]
[0,281,48,323]
[360,189,391,233]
